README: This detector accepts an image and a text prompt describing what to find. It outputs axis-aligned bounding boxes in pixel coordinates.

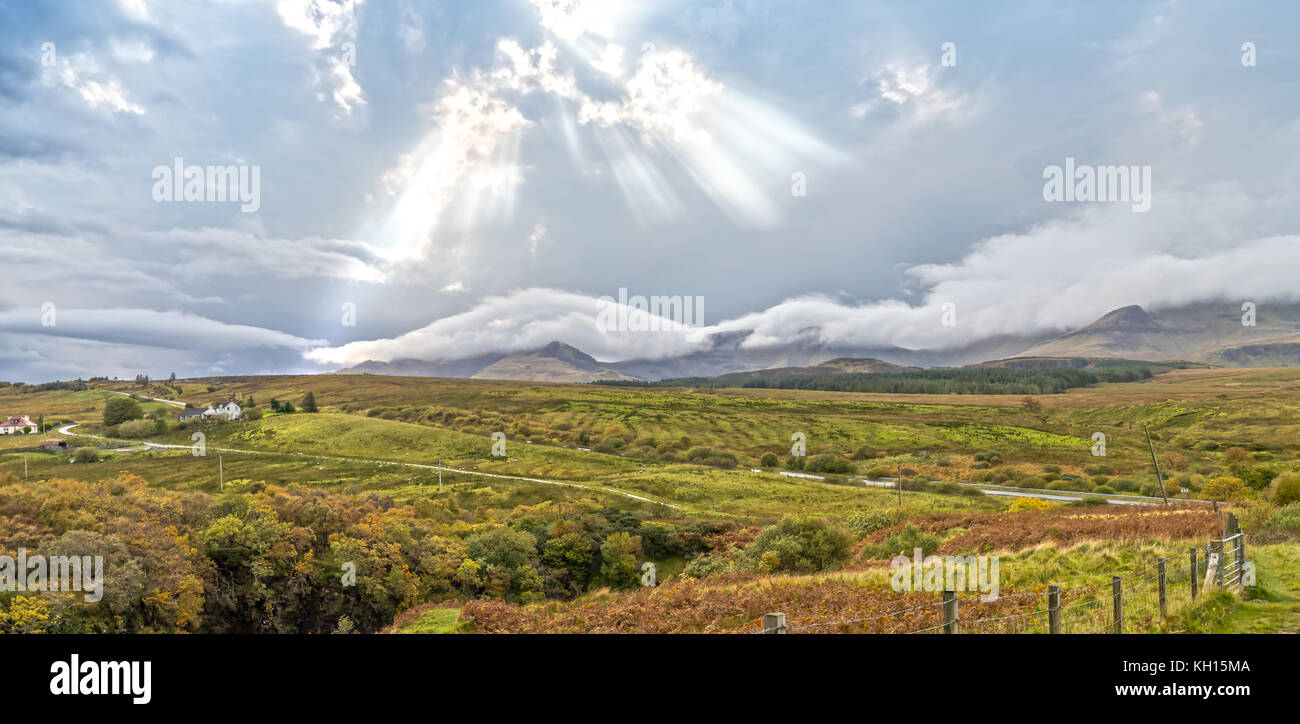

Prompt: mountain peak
[532,341,598,367]
[1087,305,1159,331]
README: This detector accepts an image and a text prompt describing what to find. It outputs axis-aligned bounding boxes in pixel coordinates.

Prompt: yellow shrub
[1009,497,1052,512]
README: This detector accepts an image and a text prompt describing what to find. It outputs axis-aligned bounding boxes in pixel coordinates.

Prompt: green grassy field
[1,368,1297,633]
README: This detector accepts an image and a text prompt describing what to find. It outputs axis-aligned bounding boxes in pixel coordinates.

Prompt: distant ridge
[336,301,1300,383]
[1016,302,1300,363]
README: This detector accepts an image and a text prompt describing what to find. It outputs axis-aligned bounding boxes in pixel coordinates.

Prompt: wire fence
[758,525,1248,634]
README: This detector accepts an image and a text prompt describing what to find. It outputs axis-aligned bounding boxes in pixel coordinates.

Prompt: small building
[181,401,241,422]
[178,407,206,422]
[0,416,36,434]
[43,439,67,451]
[204,401,242,421]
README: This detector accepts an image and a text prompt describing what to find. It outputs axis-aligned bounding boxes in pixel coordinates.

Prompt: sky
[1,0,1299,382]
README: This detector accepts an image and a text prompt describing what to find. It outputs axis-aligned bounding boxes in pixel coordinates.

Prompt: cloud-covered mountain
[1017,302,1300,362]
[334,300,1300,383]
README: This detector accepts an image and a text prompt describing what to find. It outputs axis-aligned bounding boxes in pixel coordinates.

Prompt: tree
[169,372,176,382]
[759,452,779,468]
[1200,476,1250,502]
[541,533,596,585]
[103,396,144,426]
[280,401,296,414]
[740,516,852,573]
[1269,473,1300,506]
[599,532,642,589]
[301,391,318,413]
[270,398,280,412]
[1224,447,1253,468]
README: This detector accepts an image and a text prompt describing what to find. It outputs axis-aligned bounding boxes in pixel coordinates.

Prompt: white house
[0,415,36,434]
[203,401,242,421]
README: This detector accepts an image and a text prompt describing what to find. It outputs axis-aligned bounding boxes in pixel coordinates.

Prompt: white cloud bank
[308,191,1300,366]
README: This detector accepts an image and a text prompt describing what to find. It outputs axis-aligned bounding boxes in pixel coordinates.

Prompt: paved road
[107,390,187,408]
[765,469,1198,506]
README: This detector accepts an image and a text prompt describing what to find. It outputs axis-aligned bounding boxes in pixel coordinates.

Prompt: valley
[1,365,1297,634]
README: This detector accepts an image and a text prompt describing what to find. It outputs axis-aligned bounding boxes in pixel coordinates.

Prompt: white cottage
[203,401,242,421]
[0,415,36,434]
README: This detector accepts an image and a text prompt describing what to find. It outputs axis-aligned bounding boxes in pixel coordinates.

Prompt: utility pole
[219,454,224,492]
[1144,425,1170,504]
[896,462,902,505]
[24,453,28,479]
[438,459,443,493]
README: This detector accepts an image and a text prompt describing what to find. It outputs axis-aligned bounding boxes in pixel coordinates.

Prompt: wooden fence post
[1189,548,1198,601]
[764,612,786,634]
[942,590,957,634]
[1047,585,1061,634]
[1230,514,1246,584]
[1111,576,1123,634]
[1157,558,1167,619]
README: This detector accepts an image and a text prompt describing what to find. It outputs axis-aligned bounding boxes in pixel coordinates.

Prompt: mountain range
[337,300,1300,382]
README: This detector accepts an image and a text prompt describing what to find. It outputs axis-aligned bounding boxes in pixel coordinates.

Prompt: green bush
[759,452,780,468]
[1268,473,1300,505]
[114,418,158,438]
[103,397,143,427]
[846,510,903,538]
[1259,502,1300,541]
[804,453,856,475]
[1237,467,1278,491]
[1139,482,1165,498]
[851,445,877,460]
[865,466,892,479]
[73,448,99,463]
[739,516,853,574]
[685,446,739,469]
[1110,478,1139,492]
[681,554,733,579]
[863,523,941,559]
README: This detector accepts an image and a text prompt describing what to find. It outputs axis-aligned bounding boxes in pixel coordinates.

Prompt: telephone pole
[1144,425,1169,504]
[219,454,224,492]
[896,462,903,505]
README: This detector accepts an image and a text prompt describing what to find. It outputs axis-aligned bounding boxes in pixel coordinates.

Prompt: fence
[761,516,1248,634]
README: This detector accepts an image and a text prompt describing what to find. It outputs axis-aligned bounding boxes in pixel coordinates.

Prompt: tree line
[598,365,1156,395]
